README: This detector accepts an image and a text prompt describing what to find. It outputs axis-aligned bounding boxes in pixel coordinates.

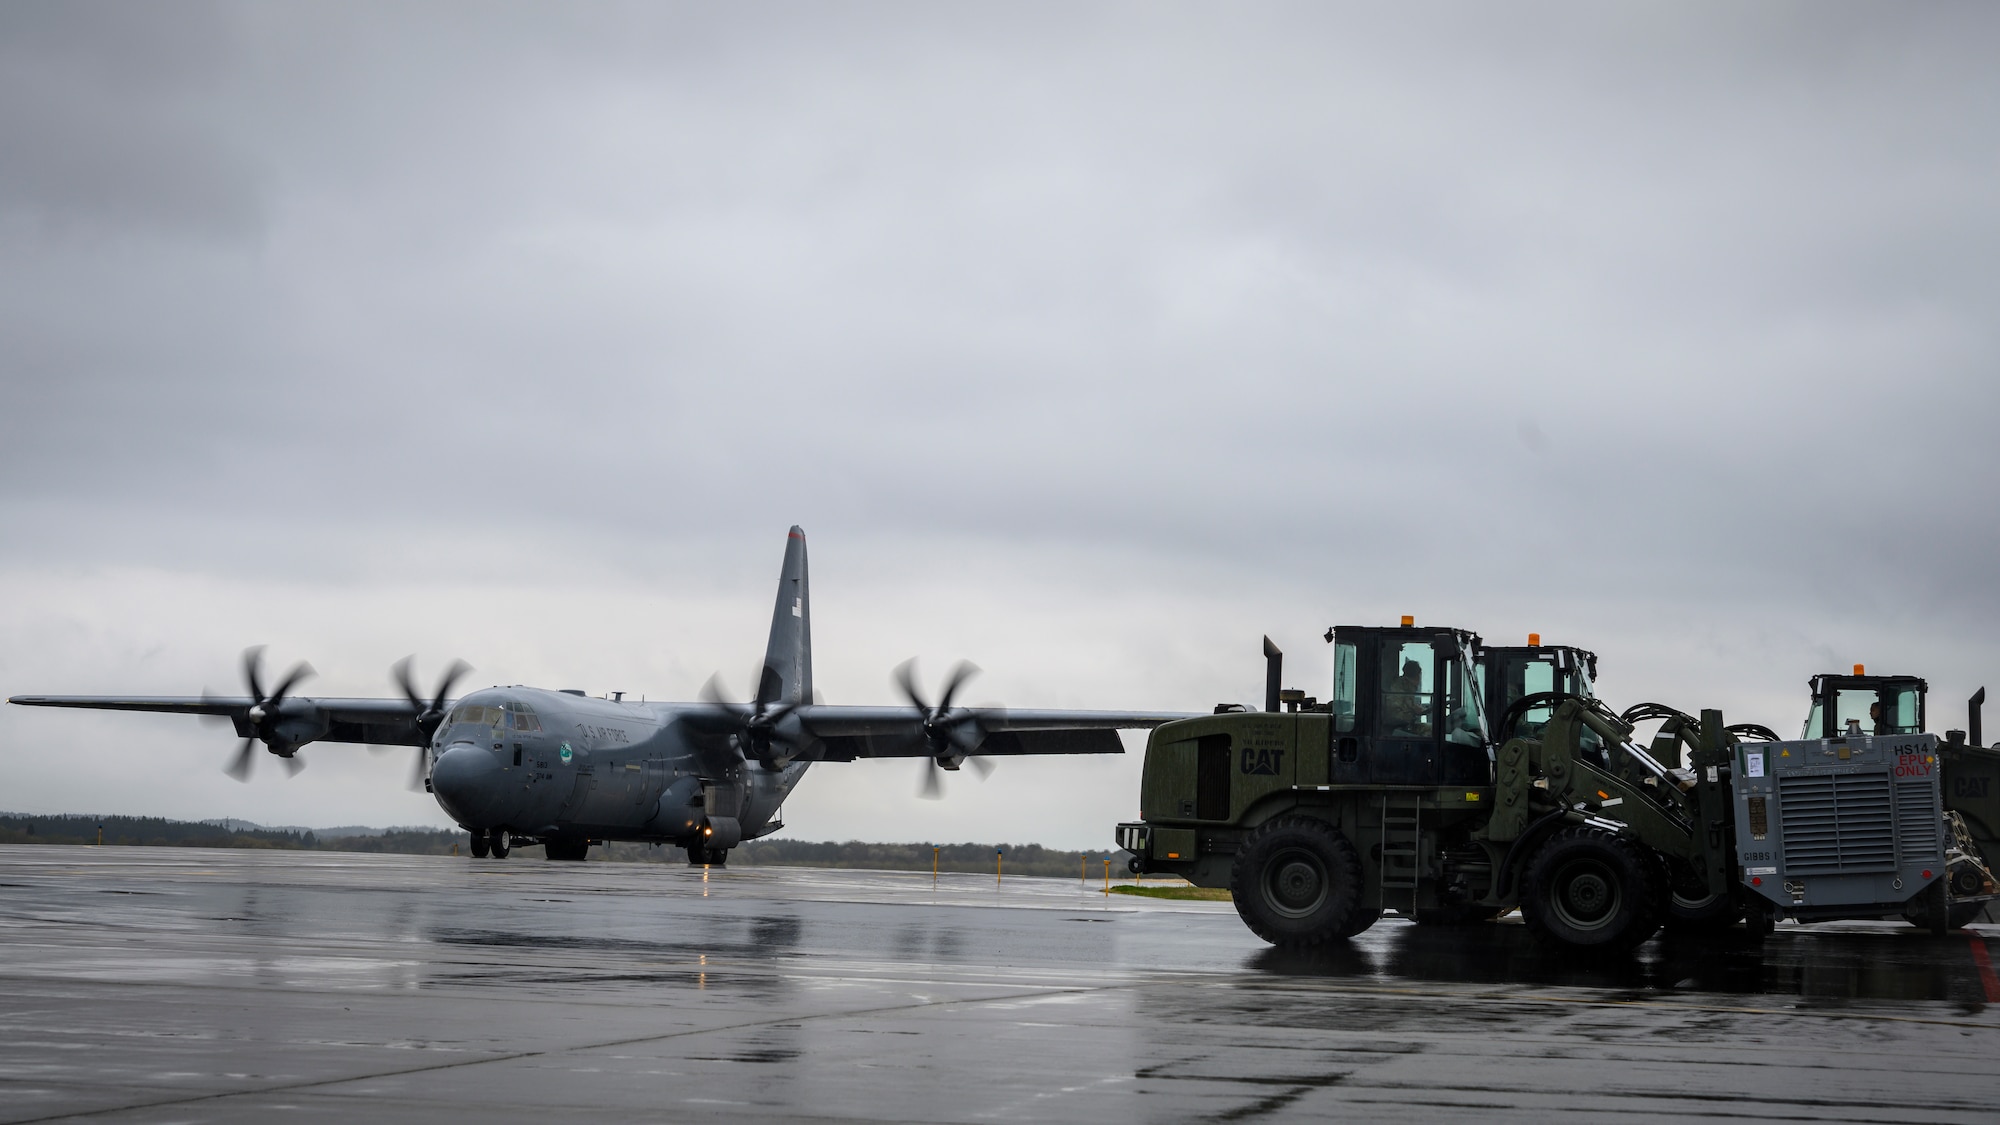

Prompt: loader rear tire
[1337,908,1383,938]
[1230,817,1365,947]
[1521,827,1664,953]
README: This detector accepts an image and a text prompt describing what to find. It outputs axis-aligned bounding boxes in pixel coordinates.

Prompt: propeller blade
[406,747,428,791]
[392,656,425,709]
[430,659,471,712]
[280,753,306,778]
[966,754,996,780]
[893,659,931,714]
[936,661,980,714]
[242,646,268,704]
[698,673,742,708]
[267,661,315,705]
[917,758,944,800]
[942,713,986,755]
[224,738,256,782]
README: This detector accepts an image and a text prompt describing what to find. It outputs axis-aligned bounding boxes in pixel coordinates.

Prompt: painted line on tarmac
[1968,933,2000,1003]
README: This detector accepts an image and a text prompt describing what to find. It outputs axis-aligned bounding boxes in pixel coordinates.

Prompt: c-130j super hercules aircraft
[9,528,1193,863]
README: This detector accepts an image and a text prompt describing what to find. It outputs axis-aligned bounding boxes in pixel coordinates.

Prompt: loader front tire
[1664,888,1742,933]
[1521,827,1664,953]
[1230,817,1365,947]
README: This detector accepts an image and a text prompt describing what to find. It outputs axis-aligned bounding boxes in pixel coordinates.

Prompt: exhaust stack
[1972,687,1986,748]
[1263,636,1283,714]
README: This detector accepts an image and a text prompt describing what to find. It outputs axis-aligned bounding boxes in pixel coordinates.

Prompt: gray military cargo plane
[9,528,1191,863]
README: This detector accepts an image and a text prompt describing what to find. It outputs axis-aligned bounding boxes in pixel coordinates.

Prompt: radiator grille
[1895,782,1942,865]
[1778,773,1895,874]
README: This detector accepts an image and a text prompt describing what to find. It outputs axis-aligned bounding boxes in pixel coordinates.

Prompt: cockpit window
[505,700,542,732]
[444,701,540,734]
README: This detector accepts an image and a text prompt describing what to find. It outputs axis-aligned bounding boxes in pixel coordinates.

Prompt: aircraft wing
[796,705,1199,760]
[6,695,432,747]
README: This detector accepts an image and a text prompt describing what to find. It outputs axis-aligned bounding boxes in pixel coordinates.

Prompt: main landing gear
[468,829,512,859]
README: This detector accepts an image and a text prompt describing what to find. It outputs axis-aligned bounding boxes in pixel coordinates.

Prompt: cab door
[1372,638,1441,785]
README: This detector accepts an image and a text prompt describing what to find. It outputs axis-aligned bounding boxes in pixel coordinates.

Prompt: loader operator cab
[1803,670,1926,739]
[1477,638,1599,742]
[1326,622,1490,787]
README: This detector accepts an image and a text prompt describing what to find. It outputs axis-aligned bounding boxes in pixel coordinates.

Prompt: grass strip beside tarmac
[1109,884,1232,901]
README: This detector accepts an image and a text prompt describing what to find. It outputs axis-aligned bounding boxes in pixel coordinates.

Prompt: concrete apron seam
[1,981,1127,1125]
[1216,978,2000,1031]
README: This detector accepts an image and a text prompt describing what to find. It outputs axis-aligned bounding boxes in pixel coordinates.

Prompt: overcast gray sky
[2,2,1995,849]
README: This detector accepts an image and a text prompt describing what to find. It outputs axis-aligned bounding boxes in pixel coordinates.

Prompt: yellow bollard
[1103,858,1110,895]
[452,843,459,856]
[933,846,938,885]
[996,849,1003,886]
[1081,855,1087,885]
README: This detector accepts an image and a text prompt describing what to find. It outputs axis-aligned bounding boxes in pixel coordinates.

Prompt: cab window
[1832,687,1921,736]
[1380,642,1435,738]
[1331,642,1359,734]
[1445,647,1485,747]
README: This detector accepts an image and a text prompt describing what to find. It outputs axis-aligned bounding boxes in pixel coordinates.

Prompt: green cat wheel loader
[1116,622,1996,952]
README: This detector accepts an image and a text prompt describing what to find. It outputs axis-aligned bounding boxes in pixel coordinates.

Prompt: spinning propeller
[894,659,996,800]
[692,669,810,769]
[390,656,472,790]
[215,646,316,782]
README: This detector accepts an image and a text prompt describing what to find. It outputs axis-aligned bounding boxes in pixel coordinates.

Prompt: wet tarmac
[0,844,1996,1123]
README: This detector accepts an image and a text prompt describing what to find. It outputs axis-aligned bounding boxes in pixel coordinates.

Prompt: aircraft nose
[429,743,503,826]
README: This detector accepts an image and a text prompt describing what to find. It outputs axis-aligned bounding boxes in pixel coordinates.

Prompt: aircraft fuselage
[428,686,805,852]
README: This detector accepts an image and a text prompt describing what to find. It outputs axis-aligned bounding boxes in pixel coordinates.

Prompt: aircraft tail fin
[758,526,812,707]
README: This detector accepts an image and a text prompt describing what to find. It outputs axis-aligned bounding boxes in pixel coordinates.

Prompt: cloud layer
[3,2,1996,847]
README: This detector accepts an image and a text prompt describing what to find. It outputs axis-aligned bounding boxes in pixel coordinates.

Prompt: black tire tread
[1228,816,1364,948]
[1520,826,1665,953]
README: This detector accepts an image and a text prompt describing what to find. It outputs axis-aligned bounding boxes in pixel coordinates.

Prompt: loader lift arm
[1482,698,1733,901]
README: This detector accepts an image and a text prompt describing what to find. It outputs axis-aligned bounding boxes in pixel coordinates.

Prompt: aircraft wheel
[685,844,709,866]
[1520,827,1664,953]
[490,831,510,859]
[469,830,491,859]
[1228,816,1364,947]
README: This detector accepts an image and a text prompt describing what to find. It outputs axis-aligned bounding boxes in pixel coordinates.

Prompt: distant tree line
[594,837,1133,878]
[0,813,465,854]
[0,813,1128,877]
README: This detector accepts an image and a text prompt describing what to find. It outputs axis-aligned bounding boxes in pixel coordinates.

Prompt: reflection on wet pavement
[0,845,1995,1123]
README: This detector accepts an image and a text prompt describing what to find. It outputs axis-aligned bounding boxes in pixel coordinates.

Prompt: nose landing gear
[468,829,512,859]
